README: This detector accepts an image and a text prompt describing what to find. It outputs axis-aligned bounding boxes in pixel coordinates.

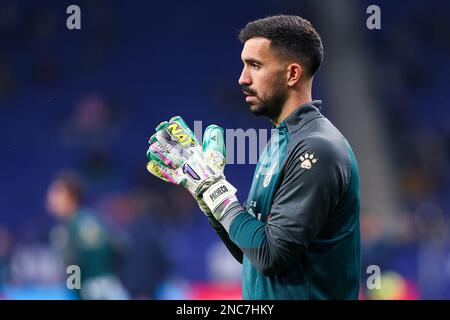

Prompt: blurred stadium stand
[0,0,449,299]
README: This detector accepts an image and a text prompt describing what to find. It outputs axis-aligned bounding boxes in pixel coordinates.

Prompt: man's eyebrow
[242,58,263,65]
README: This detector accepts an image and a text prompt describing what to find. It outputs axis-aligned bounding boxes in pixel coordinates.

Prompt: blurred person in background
[46,170,128,299]
[101,185,171,299]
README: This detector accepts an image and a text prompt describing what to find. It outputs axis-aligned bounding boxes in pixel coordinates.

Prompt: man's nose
[238,68,251,86]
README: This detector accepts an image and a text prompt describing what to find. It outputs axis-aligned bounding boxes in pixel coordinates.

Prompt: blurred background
[0,0,449,299]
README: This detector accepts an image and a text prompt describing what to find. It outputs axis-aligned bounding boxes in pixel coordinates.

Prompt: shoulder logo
[300,152,318,169]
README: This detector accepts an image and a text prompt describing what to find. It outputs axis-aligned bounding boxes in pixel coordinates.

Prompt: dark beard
[246,76,288,121]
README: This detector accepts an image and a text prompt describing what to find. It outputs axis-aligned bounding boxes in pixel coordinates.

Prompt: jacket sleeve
[208,216,243,264]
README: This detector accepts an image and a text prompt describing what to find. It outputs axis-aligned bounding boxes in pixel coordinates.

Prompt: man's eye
[252,63,261,70]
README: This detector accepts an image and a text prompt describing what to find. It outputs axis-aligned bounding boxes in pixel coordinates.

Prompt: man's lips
[245,95,256,102]
[243,90,256,102]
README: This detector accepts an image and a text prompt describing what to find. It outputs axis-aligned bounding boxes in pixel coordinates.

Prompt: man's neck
[272,90,312,126]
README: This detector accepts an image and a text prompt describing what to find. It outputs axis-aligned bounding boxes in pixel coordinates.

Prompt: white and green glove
[146,116,238,220]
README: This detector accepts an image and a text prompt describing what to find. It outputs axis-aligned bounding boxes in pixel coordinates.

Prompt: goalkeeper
[146,15,361,300]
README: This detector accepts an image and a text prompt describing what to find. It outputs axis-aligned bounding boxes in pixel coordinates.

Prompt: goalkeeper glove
[146,116,237,220]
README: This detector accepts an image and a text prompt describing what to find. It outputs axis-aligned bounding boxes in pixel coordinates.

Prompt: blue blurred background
[0,0,449,299]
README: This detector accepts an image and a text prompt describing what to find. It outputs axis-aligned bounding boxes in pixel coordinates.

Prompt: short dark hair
[239,15,323,78]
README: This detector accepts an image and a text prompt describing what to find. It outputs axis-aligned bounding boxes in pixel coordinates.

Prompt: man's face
[46,180,77,219]
[238,37,289,120]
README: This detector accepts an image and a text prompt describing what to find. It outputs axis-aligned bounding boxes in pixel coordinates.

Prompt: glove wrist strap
[202,179,237,213]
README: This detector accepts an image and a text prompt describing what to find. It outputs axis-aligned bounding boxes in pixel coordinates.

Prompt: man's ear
[286,63,303,87]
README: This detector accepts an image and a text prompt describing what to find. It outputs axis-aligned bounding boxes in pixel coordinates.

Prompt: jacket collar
[277,100,324,133]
